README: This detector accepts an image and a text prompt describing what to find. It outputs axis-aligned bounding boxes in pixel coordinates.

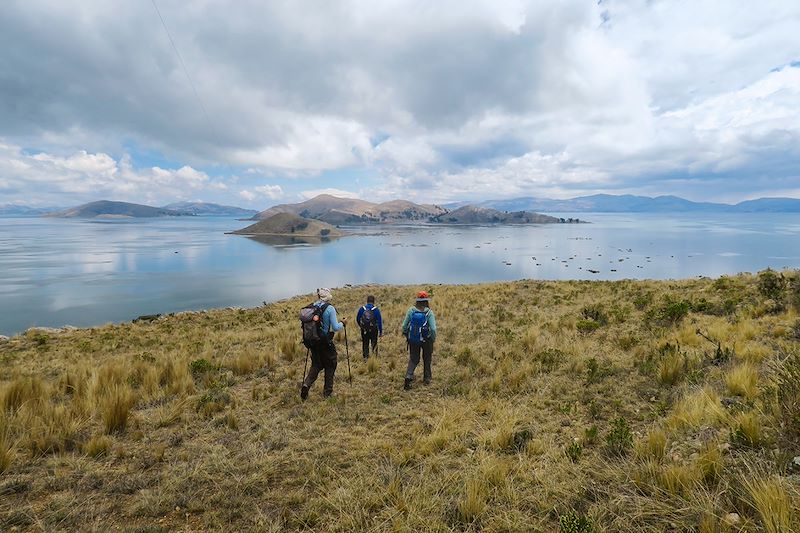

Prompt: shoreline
[2,272,791,339]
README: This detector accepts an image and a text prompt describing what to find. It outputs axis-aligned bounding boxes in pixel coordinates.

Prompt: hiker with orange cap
[401,290,437,390]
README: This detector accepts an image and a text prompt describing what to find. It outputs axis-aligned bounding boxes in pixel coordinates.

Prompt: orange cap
[416,290,429,300]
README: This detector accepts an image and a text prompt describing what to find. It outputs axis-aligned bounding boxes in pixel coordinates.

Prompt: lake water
[1,213,799,335]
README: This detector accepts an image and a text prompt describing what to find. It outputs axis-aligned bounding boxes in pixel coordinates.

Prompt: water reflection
[247,234,336,247]
[1,213,799,335]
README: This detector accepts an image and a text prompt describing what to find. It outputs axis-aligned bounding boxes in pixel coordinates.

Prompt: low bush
[757,268,787,301]
[606,417,633,457]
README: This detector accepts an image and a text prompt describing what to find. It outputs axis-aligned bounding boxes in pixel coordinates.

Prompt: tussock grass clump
[0,419,12,473]
[455,477,488,525]
[635,428,667,462]
[658,350,686,386]
[775,350,800,442]
[725,363,759,400]
[667,387,727,431]
[742,474,798,533]
[101,386,134,434]
[227,351,260,375]
[696,443,723,485]
[731,411,764,448]
[2,377,47,412]
[83,435,112,457]
[366,356,379,373]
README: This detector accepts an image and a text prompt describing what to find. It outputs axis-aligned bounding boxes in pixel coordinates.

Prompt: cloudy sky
[1,0,799,208]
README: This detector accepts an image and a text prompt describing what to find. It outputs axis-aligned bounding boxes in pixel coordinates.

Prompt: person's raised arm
[328,306,345,332]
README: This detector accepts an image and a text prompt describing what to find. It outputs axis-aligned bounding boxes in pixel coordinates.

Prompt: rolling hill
[252,194,447,224]
[432,205,571,224]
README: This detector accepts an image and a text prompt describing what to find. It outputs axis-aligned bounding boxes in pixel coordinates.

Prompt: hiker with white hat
[300,287,347,399]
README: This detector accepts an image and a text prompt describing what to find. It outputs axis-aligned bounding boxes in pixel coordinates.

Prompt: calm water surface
[1,213,799,335]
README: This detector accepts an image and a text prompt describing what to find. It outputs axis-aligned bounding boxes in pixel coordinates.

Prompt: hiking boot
[423,378,431,386]
[403,378,412,390]
[300,385,309,401]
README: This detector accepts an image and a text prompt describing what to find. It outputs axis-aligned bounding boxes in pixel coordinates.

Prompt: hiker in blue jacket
[401,290,437,390]
[356,295,383,360]
[301,288,347,399]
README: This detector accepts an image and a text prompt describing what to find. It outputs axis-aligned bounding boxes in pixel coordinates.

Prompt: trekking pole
[344,324,352,385]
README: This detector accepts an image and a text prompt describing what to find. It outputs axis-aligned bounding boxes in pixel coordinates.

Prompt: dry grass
[0,274,795,531]
[726,363,759,400]
[742,474,798,533]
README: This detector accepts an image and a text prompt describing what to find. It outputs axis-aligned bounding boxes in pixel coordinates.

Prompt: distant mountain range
[0,204,62,216]
[162,202,258,216]
[445,194,800,213]
[43,200,257,218]
[47,200,193,218]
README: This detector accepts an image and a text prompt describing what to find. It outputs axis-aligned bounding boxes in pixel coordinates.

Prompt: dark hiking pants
[304,342,338,396]
[361,329,378,358]
[405,340,433,383]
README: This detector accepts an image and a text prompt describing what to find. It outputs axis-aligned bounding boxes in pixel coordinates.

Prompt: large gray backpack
[299,302,329,348]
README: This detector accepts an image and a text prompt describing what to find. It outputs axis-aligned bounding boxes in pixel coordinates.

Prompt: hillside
[1,274,798,531]
[452,194,800,213]
[47,200,191,218]
[253,194,447,223]
[231,212,344,237]
[162,202,258,217]
[432,205,573,224]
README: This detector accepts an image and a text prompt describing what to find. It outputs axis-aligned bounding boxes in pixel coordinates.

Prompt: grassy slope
[1,275,799,532]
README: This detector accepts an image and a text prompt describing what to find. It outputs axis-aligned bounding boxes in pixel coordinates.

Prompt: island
[230,212,345,238]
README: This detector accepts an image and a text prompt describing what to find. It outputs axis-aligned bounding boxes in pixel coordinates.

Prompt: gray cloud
[1,0,799,205]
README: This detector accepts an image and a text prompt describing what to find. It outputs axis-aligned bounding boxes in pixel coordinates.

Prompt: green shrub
[576,319,601,334]
[585,358,599,384]
[789,272,800,311]
[583,425,598,445]
[534,348,564,373]
[646,297,691,326]
[559,511,594,533]
[189,358,215,375]
[606,417,633,457]
[758,268,787,301]
[565,441,582,463]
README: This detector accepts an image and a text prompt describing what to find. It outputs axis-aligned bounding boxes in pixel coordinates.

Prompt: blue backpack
[407,309,430,344]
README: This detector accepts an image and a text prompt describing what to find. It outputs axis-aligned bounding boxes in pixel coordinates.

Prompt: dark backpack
[299,302,329,348]
[359,305,379,334]
[407,309,430,344]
